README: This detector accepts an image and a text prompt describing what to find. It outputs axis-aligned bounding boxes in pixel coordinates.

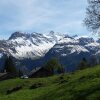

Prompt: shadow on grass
[6,85,22,95]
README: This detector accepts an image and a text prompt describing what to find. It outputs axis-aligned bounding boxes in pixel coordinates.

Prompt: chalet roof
[29,67,42,76]
[0,73,7,77]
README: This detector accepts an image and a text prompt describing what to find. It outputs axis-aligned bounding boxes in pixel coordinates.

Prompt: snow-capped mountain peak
[0,32,99,60]
[0,31,100,72]
[0,31,100,59]
[0,31,65,59]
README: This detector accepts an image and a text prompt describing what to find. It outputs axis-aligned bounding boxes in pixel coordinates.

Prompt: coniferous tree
[18,69,23,77]
[4,56,17,74]
[90,55,98,66]
[77,58,89,70]
[57,65,65,74]
[44,58,64,75]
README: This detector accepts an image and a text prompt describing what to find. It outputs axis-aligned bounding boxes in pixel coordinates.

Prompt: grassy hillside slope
[0,65,100,100]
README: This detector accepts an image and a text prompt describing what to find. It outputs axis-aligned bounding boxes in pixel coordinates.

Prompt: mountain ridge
[0,31,100,72]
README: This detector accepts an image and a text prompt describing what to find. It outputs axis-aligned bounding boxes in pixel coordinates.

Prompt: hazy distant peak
[9,31,27,40]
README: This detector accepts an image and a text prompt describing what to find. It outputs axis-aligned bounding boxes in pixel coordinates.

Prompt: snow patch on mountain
[58,37,78,44]
[52,35,99,57]
[69,45,89,54]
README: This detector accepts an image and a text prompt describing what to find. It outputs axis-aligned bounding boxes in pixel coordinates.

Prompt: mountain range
[0,31,100,72]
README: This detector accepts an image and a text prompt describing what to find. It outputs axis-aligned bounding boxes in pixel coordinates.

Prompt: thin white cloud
[0,0,88,39]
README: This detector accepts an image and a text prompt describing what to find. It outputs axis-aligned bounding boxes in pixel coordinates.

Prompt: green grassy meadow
[0,65,100,100]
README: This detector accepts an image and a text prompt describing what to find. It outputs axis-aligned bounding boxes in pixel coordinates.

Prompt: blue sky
[0,0,89,39]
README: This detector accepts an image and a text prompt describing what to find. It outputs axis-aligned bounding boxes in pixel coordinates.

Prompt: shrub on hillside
[30,82,44,89]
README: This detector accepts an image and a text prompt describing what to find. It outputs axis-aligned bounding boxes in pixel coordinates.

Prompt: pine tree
[4,56,17,74]
[77,58,89,70]
[44,58,64,75]
[18,69,23,77]
[90,55,98,66]
[57,65,65,74]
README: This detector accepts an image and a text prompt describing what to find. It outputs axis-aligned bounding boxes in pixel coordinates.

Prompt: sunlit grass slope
[0,65,100,100]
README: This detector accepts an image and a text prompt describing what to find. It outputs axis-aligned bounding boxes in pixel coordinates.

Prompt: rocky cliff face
[43,36,100,71]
